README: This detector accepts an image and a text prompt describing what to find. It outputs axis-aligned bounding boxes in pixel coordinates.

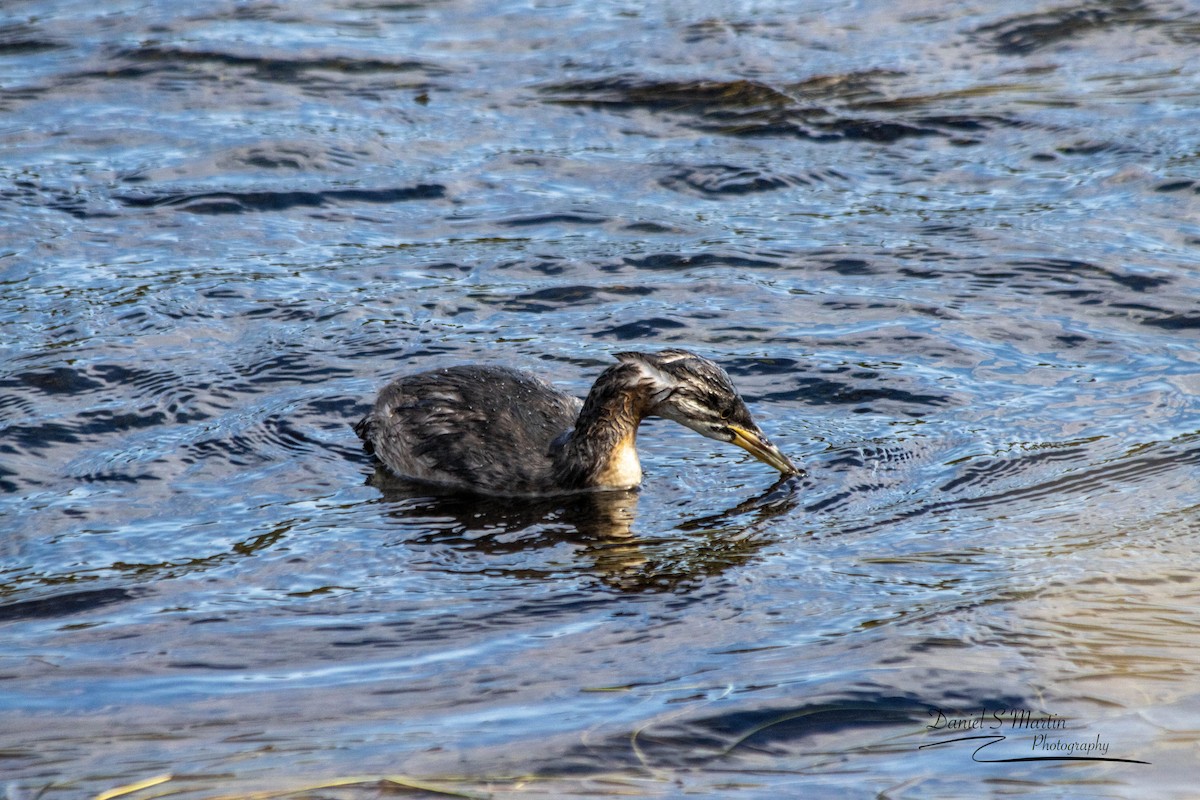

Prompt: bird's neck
[555,363,654,489]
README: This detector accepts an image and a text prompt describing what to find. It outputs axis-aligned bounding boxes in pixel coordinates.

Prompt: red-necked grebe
[354,349,800,495]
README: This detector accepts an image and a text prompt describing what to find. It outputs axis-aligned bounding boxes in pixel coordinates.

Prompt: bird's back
[354,364,583,494]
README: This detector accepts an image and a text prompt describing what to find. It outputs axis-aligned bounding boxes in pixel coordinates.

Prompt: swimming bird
[354,349,800,496]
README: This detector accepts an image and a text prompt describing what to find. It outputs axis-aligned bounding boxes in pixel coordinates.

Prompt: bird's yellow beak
[727,424,802,475]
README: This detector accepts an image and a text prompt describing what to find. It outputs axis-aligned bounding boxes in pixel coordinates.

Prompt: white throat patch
[597,434,642,489]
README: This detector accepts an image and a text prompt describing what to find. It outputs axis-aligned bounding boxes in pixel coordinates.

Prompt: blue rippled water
[2,1,1199,798]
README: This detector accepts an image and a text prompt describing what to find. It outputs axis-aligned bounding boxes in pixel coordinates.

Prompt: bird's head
[614,349,801,476]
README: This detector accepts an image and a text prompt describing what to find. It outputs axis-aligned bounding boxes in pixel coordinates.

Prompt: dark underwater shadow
[364,467,808,592]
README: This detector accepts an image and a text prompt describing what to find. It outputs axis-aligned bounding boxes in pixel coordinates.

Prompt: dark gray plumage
[354,349,799,496]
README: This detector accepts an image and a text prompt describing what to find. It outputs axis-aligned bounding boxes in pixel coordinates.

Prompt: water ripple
[116,184,445,215]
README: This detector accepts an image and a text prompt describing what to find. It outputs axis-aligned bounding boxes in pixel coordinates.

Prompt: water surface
[2,1,1200,797]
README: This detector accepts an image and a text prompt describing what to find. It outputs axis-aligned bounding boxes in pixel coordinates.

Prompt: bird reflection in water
[366,467,808,592]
